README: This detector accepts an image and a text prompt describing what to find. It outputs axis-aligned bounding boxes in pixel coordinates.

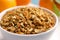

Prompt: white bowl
[0,6,58,40]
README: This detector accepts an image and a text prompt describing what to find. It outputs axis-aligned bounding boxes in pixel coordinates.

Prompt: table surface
[0,4,60,40]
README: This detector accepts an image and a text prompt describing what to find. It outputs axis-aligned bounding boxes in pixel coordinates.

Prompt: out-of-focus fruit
[39,0,53,11]
[16,0,30,6]
[0,0,16,12]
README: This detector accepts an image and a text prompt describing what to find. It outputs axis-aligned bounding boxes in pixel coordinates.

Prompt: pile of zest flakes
[0,7,55,34]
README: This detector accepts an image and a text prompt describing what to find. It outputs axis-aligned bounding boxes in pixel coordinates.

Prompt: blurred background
[0,0,60,16]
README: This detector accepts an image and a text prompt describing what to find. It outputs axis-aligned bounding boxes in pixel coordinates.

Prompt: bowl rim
[0,6,58,36]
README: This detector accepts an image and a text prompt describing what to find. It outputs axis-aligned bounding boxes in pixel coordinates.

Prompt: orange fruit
[16,0,30,6]
[0,0,16,12]
[40,0,53,11]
